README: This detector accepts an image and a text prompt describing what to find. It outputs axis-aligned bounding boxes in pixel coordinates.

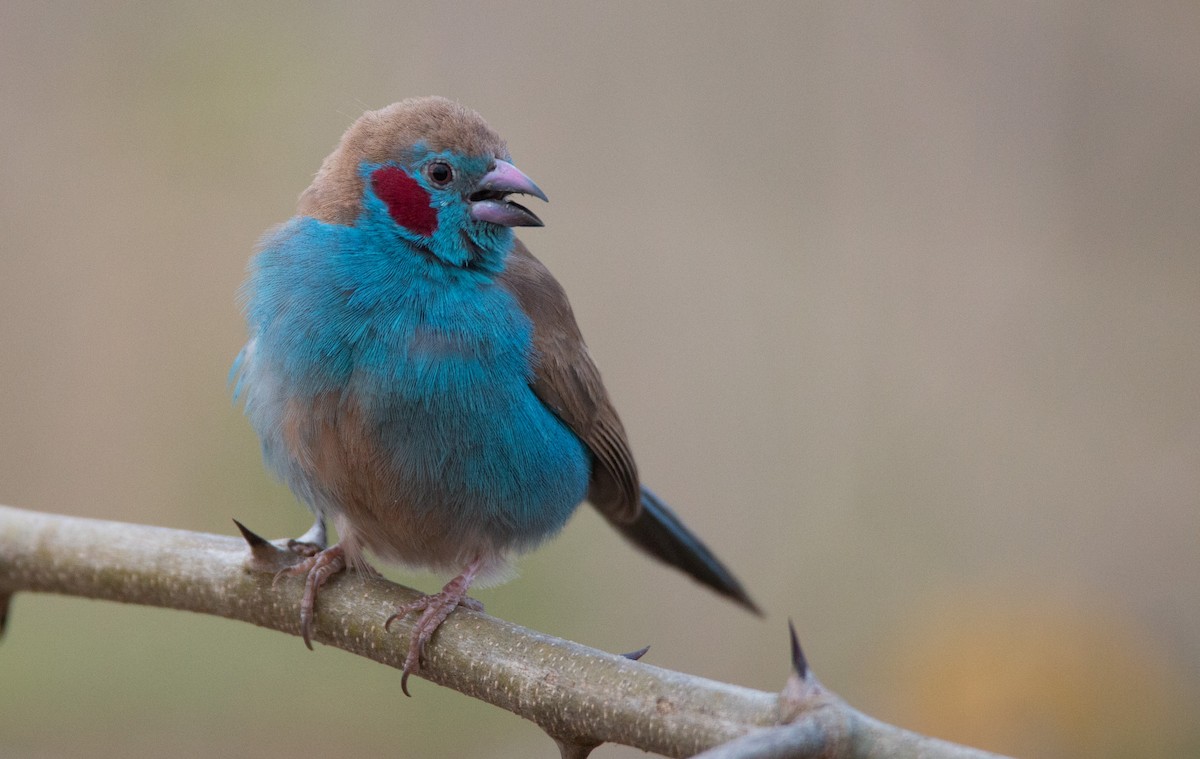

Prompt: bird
[233,97,759,693]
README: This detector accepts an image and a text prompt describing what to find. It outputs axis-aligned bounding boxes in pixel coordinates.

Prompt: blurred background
[2,2,1198,757]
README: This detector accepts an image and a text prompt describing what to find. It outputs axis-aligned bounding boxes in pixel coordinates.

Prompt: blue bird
[234,97,758,692]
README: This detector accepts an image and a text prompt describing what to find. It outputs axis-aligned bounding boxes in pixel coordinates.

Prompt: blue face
[358,145,515,273]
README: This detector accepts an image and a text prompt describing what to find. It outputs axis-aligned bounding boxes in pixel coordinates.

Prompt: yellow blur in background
[1,3,1197,757]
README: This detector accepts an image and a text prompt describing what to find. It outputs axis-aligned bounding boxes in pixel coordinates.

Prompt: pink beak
[468,160,548,227]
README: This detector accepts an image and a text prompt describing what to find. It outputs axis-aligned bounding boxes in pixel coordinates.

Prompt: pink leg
[385,557,485,696]
[274,543,346,650]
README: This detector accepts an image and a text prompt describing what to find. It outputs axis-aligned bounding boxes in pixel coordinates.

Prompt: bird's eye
[425,161,454,187]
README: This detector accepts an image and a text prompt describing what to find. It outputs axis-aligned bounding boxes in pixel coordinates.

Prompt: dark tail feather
[611,486,762,615]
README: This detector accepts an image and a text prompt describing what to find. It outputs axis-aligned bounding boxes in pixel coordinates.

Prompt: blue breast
[239,215,591,552]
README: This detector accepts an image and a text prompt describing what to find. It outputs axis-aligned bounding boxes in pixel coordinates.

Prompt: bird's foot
[286,540,322,558]
[286,516,328,557]
[384,559,484,696]
[274,543,346,650]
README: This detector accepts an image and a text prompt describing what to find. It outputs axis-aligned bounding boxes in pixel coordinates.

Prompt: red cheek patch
[370,166,438,237]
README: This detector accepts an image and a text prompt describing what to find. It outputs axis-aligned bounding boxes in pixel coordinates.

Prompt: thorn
[0,592,11,641]
[233,518,270,547]
[552,736,601,759]
[234,518,293,572]
[620,645,651,661]
[779,619,823,723]
[788,619,808,679]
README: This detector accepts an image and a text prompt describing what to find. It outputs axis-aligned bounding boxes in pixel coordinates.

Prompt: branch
[0,504,1009,758]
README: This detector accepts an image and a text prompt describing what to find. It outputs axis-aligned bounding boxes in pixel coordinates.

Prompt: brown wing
[497,241,641,523]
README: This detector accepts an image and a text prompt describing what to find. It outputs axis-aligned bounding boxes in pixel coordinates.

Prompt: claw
[385,557,483,696]
[274,544,347,649]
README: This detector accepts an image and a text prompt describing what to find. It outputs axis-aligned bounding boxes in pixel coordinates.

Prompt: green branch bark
[0,504,1008,759]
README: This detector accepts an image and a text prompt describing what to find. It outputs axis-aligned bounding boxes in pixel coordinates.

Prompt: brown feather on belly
[280,392,510,577]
